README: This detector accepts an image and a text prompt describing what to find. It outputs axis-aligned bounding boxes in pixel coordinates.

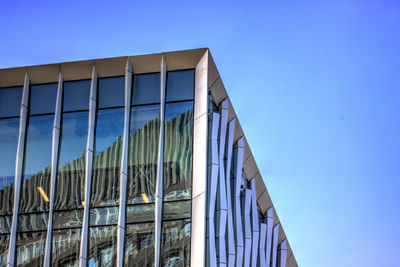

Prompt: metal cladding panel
[278,240,288,267]
[266,208,274,267]
[243,189,252,267]
[191,50,209,267]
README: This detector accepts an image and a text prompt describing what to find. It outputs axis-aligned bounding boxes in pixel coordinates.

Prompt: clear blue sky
[1,0,399,266]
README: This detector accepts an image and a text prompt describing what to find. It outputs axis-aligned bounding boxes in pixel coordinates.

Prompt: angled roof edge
[0,48,208,87]
[207,49,298,267]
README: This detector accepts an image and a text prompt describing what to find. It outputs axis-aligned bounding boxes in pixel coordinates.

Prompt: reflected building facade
[0,49,297,267]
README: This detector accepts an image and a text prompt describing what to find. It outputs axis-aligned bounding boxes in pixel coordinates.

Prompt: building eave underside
[0,48,297,266]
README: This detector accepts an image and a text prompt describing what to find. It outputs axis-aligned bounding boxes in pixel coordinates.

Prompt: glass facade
[0,68,194,266]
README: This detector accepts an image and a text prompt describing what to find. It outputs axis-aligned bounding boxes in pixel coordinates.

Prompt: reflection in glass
[166,69,194,102]
[98,76,125,109]
[16,231,46,266]
[0,216,11,234]
[20,115,53,213]
[0,86,22,118]
[89,207,118,226]
[51,228,81,267]
[127,105,160,204]
[63,80,91,112]
[91,108,124,207]
[54,111,88,210]
[88,226,117,267]
[124,223,154,267]
[53,210,83,229]
[163,102,193,201]
[132,73,160,105]
[163,200,191,220]
[0,118,19,215]
[17,213,48,232]
[161,220,191,267]
[29,83,57,115]
[126,204,154,224]
[0,234,9,266]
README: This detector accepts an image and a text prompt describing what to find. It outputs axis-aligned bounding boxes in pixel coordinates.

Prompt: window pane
[124,223,154,266]
[164,102,193,201]
[0,118,19,215]
[20,115,53,213]
[0,234,9,266]
[55,111,88,210]
[126,204,154,224]
[98,76,124,108]
[161,220,191,267]
[30,83,57,115]
[17,213,48,232]
[53,210,83,229]
[0,216,11,234]
[127,105,160,204]
[132,73,160,105]
[163,200,191,220]
[89,207,118,226]
[16,231,46,266]
[166,70,194,102]
[88,226,117,267]
[0,86,22,118]
[51,228,81,267]
[63,80,91,112]
[91,108,124,207]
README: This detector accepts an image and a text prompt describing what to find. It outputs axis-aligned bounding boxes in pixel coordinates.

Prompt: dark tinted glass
[132,73,160,105]
[0,118,19,215]
[161,220,191,266]
[127,105,160,204]
[0,216,11,234]
[53,210,83,229]
[98,76,124,108]
[63,80,91,112]
[88,226,117,267]
[166,70,194,102]
[0,86,22,118]
[89,207,118,226]
[20,115,53,213]
[17,213,48,232]
[126,204,154,224]
[54,111,88,210]
[16,231,46,266]
[163,102,193,201]
[30,83,57,115]
[163,200,191,220]
[0,234,9,266]
[91,108,124,207]
[51,228,81,266]
[124,223,154,266]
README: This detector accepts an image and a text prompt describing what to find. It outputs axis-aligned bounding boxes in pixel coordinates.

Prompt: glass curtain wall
[16,83,57,266]
[161,69,194,266]
[0,85,23,266]
[124,72,160,266]
[88,76,124,267]
[51,79,90,267]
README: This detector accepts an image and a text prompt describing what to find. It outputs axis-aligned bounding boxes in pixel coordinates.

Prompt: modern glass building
[0,48,297,267]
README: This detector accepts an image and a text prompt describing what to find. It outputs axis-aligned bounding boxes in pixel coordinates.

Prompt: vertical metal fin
[259,223,267,267]
[7,72,30,267]
[266,208,274,267]
[243,189,252,267]
[154,56,166,267]
[43,73,63,267]
[225,118,236,267]
[271,223,280,267]
[79,66,97,267]
[250,179,260,267]
[278,240,287,267]
[116,58,133,267]
[234,138,245,267]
